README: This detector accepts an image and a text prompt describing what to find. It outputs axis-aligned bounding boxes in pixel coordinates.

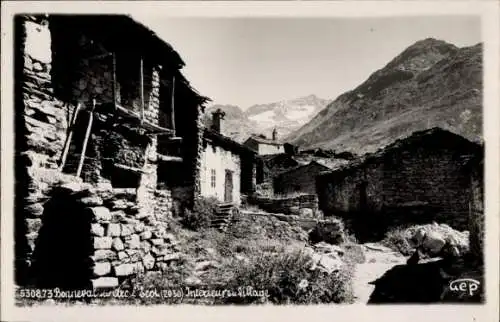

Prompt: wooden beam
[114,163,150,174]
[111,103,174,134]
[59,102,81,171]
[157,153,183,163]
[112,53,117,108]
[140,57,145,123]
[76,100,96,177]
[170,75,176,135]
[86,52,113,61]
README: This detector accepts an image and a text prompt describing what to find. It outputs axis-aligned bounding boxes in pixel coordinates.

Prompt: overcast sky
[132,15,481,109]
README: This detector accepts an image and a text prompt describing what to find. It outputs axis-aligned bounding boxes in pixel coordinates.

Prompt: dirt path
[352,243,407,303]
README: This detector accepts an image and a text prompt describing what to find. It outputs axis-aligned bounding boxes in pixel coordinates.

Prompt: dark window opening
[211,169,217,188]
[157,162,184,189]
[110,167,141,188]
[116,54,141,112]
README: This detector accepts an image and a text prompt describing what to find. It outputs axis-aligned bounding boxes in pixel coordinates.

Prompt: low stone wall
[239,210,343,242]
[248,194,319,218]
[85,185,180,289]
[25,178,180,290]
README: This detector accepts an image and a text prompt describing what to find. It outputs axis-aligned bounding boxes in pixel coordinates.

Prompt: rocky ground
[352,242,483,304]
[352,243,406,303]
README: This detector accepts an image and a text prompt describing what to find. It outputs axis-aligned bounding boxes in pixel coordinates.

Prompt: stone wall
[15,15,180,288]
[248,194,319,218]
[16,16,78,284]
[273,162,330,196]
[29,181,179,289]
[468,158,484,261]
[317,144,476,232]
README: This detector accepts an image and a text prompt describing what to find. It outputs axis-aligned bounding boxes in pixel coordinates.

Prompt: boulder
[93,262,111,276]
[110,211,127,222]
[92,250,117,262]
[112,237,125,251]
[91,277,118,289]
[24,203,45,217]
[114,263,135,276]
[94,237,112,249]
[106,223,121,237]
[140,230,152,240]
[299,208,314,218]
[135,262,145,274]
[150,238,164,246]
[110,199,128,210]
[134,222,145,233]
[195,260,218,271]
[124,234,141,249]
[313,242,345,257]
[78,196,103,206]
[56,182,91,195]
[309,252,343,274]
[87,207,111,222]
[143,253,155,270]
[91,223,105,237]
[25,218,43,233]
[118,251,128,261]
[141,241,152,253]
[184,276,202,286]
[120,224,133,236]
[162,252,181,262]
[406,223,470,258]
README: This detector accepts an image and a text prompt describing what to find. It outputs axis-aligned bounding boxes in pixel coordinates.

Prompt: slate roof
[245,136,284,146]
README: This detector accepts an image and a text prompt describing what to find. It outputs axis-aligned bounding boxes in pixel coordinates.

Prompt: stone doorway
[224,169,233,203]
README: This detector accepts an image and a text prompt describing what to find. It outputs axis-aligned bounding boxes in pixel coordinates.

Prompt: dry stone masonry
[248,194,320,218]
[16,15,209,290]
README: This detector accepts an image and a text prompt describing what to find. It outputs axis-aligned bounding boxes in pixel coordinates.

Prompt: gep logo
[449,278,481,296]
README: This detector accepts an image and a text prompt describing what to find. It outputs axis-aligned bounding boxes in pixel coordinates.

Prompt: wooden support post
[171,75,176,135]
[112,53,117,108]
[76,100,96,178]
[59,103,81,171]
[140,57,145,123]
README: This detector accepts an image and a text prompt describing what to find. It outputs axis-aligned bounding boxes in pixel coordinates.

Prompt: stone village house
[243,129,285,155]
[200,109,259,205]
[315,128,484,241]
[14,14,259,289]
[273,161,332,196]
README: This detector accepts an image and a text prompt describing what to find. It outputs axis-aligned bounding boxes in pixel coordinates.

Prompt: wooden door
[224,170,233,203]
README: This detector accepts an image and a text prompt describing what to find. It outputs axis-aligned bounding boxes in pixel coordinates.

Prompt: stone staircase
[211,202,239,232]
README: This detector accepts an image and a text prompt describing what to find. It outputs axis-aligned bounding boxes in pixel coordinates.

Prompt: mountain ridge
[286,38,483,154]
[202,94,331,143]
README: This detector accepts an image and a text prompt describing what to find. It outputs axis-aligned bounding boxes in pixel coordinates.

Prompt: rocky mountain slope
[286,39,483,154]
[203,95,330,143]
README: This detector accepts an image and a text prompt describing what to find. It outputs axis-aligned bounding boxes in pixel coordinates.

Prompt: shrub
[182,196,219,231]
[381,226,416,256]
[308,219,346,245]
[219,249,354,304]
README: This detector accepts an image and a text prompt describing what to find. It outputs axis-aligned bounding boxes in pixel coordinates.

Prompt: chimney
[211,108,225,133]
[272,128,278,141]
